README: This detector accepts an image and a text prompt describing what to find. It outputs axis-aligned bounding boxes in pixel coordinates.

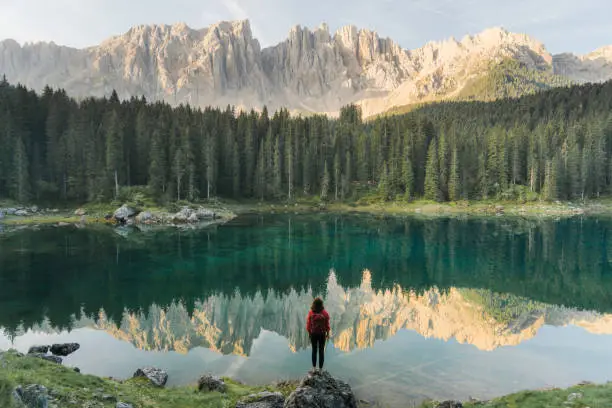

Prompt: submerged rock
[284,370,356,408]
[30,353,63,364]
[50,343,80,356]
[197,374,226,393]
[236,391,284,408]
[27,345,50,354]
[133,367,168,387]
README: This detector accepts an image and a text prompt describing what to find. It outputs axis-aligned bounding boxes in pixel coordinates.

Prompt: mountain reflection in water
[7,270,612,355]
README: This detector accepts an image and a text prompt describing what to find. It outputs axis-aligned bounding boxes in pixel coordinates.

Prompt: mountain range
[0,20,611,117]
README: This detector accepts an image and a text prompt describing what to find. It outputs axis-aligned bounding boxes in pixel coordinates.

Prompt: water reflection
[7,270,612,355]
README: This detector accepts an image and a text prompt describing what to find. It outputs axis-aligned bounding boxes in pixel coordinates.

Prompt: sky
[0,0,608,54]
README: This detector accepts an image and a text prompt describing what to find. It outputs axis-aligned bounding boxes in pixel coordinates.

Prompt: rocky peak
[584,45,612,61]
[1,20,611,117]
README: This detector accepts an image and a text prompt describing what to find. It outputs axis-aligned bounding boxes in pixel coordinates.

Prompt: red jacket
[306,309,330,335]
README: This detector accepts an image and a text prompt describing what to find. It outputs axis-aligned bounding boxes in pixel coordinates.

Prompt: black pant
[310,333,326,369]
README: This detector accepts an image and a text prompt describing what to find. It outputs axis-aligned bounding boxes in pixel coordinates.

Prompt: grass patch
[461,383,612,408]
[1,215,83,226]
[0,350,292,408]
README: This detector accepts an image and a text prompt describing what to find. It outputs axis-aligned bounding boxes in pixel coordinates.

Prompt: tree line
[1,75,612,204]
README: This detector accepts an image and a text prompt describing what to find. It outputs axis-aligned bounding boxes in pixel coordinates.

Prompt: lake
[1,214,612,406]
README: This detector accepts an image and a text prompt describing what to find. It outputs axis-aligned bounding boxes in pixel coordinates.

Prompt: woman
[306,297,331,370]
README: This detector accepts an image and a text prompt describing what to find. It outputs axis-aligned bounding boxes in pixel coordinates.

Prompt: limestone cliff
[1,21,608,117]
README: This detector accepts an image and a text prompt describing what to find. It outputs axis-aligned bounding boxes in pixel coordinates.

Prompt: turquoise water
[1,214,612,405]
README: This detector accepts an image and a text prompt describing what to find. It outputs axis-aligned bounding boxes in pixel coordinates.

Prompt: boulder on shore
[172,207,193,223]
[27,345,50,354]
[197,374,226,393]
[284,370,357,408]
[15,209,28,216]
[50,343,80,356]
[236,391,284,408]
[114,204,137,220]
[74,208,87,216]
[133,367,168,387]
[135,211,153,223]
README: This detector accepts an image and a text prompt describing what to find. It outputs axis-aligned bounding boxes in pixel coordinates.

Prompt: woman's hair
[311,297,324,313]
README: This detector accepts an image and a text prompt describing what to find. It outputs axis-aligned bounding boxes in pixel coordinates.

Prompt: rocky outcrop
[284,370,356,408]
[235,391,284,408]
[197,374,226,393]
[50,343,80,356]
[1,21,608,117]
[133,367,168,387]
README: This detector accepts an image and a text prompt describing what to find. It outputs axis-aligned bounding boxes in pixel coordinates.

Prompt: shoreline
[0,199,607,232]
[225,199,606,219]
[1,350,611,408]
[4,197,612,230]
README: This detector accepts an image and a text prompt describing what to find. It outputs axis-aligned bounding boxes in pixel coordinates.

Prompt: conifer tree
[321,160,330,201]
[402,157,414,201]
[449,147,460,201]
[424,140,441,201]
[11,134,30,203]
[148,129,166,199]
[105,110,123,198]
[378,161,390,201]
[272,136,282,198]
